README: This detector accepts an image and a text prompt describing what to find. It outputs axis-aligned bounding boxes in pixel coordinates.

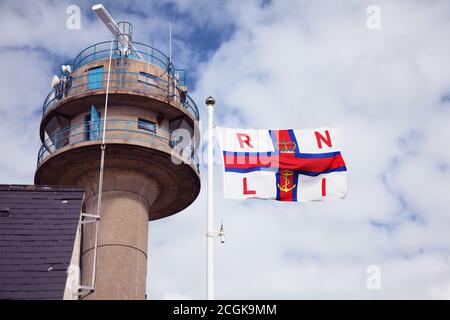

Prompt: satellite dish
[62,65,72,74]
[51,75,61,89]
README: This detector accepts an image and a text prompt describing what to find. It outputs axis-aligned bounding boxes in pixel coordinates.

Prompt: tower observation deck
[34,21,200,299]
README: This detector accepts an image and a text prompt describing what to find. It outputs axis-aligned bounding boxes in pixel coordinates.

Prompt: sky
[1,0,450,299]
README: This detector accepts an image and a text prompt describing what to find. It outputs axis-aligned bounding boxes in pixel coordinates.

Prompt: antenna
[219,220,225,244]
[50,75,61,89]
[92,4,144,60]
[62,65,72,74]
[169,24,172,63]
[92,4,118,36]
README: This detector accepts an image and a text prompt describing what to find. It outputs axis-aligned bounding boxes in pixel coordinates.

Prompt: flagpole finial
[205,96,215,106]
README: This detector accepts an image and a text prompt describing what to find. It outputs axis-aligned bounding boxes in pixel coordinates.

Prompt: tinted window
[138,118,156,133]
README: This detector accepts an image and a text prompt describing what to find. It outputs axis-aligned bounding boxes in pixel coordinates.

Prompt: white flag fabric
[216,127,348,202]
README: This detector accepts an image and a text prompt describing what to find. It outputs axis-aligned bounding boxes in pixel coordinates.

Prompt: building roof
[0,185,84,300]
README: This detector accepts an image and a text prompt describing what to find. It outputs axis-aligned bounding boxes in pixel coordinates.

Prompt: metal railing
[42,70,199,120]
[37,119,199,172]
[72,41,186,84]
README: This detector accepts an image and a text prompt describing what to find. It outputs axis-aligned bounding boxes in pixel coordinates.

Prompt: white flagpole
[206,96,216,300]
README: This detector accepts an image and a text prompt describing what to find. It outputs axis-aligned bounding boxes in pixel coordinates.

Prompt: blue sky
[1,0,450,299]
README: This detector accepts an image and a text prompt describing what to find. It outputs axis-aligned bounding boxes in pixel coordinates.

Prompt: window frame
[84,111,101,140]
[87,66,104,90]
[137,118,156,133]
[138,71,157,86]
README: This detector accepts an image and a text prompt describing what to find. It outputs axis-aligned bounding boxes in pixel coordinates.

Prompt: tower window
[84,114,91,140]
[84,108,101,141]
[138,72,156,86]
[180,90,187,104]
[138,118,156,133]
[87,66,103,90]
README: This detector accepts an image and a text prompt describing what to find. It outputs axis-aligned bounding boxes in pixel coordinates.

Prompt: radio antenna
[92,4,144,60]
[169,23,172,63]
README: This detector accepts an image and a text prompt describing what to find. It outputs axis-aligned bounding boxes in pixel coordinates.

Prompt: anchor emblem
[277,169,296,192]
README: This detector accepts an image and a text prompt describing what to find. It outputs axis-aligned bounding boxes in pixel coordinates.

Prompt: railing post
[126,120,130,140]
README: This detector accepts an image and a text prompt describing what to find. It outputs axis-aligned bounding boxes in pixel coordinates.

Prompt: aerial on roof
[0,185,84,300]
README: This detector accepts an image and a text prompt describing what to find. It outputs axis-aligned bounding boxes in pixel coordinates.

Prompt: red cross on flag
[216,127,348,202]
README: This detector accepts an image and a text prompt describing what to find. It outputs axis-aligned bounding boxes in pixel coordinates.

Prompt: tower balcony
[35,118,200,220]
[37,118,199,171]
[71,41,180,78]
[40,41,199,143]
[42,70,198,127]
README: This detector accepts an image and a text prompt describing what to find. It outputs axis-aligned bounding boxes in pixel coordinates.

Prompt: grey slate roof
[0,185,84,300]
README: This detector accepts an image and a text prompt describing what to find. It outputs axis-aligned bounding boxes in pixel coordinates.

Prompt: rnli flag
[216,127,348,202]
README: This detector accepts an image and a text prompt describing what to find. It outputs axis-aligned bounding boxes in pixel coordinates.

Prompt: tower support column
[79,169,159,300]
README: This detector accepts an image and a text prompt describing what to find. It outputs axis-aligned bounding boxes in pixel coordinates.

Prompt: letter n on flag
[216,127,348,202]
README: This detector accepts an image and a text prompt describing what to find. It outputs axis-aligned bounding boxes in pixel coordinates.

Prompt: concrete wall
[70,57,179,103]
[68,105,170,143]
[78,169,159,300]
[63,217,82,300]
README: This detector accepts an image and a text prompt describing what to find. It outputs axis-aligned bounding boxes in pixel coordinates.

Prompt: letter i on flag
[216,127,348,202]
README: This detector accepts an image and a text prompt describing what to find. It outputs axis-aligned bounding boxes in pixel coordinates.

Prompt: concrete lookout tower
[34,11,200,299]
